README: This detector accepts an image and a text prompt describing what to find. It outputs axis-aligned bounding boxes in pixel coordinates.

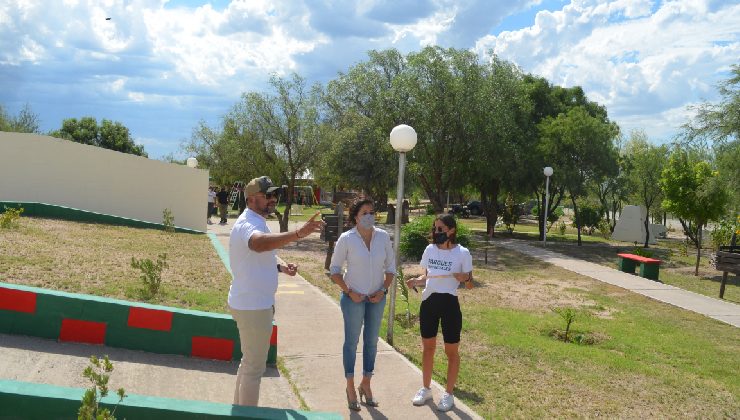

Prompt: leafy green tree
[521,77,608,241]
[661,148,729,275]
[469,55,533,237]
[50,117,146,156]
[319,49,406,207]
[538,106,620,245]
[624,130,669,247]
[0,103,41,133]
[400,47,481,213]
[228,73,325,232]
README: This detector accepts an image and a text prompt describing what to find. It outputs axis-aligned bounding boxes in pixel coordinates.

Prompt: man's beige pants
[230,307,273,406]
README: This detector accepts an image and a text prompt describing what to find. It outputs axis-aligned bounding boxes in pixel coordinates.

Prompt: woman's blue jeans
[339,292,386,378]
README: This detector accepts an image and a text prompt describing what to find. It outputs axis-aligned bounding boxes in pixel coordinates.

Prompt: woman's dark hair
[348,198,374,226]
[431,214,457,243]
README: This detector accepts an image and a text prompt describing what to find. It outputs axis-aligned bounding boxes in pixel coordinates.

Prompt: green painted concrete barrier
[0,282,277,364]
[0,379,341,419]
[0,201,203,234]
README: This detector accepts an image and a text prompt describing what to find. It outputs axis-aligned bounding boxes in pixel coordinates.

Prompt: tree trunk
[278,182,295,232]
[481,179,500,238]
[643,206,651,248]
[571,195,582,246]
[694,224,702,276]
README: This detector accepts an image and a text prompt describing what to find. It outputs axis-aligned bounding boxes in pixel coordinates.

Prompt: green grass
[0,217,232,313]
[279,233,740,418]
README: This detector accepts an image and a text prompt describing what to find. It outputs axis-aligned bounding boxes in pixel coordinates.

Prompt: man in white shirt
[228,176,324,407]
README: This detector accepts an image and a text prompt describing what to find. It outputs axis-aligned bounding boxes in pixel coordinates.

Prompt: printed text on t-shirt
[428,258,452,271]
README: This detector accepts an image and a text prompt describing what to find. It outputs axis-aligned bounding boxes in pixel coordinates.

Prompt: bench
[617,253,662,280]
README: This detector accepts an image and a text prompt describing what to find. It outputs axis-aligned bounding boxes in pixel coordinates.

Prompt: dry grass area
[0,217,232,312]
[280,234,739,419]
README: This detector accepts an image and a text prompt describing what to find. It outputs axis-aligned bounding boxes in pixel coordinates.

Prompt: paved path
[0,333,299,409]
[495,239,740,328]
[209,220,482,420]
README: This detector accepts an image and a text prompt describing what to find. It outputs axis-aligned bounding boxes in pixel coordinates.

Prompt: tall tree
[319,49,406,206]
[400,46,479,212]
[624,130,669,247]
[538,106,620,245]
[50,117,146,156]
[469,55,533,237]
[661,148,729,275]
[229,73,325,232]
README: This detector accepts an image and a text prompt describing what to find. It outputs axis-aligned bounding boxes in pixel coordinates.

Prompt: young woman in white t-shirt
[406,214,473,412]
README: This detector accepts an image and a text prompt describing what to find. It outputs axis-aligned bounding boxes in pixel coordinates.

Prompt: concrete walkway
[208,220,482,420]
[0,333,299,409]
[495,239,740,328]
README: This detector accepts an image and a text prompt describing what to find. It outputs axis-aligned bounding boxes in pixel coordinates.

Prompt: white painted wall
[0,132,208,232]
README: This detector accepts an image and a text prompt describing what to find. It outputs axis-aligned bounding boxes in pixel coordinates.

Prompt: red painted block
[0,287,37,313]
[191,336,234,361]
[59,319,106,345]
[127,307,173,331]
[270,324,277,346]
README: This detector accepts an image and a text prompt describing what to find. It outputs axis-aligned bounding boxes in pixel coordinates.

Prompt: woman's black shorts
[419,293,462,344]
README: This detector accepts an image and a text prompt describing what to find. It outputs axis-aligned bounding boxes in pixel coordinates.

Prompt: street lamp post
[386,124,417,345]
[543,166,553,245]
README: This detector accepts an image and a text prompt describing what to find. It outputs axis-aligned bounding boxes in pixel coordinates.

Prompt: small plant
[396,266,412,326]
[552,307,578,342]
[596,219,612,239]
[0,206,24,229]
[501,193,520,233]
[130,253,168,298]
[424,204,435,215]
[557,221,567,235]
[632,247,654,258]
[78,355,126,420]
[162,208,175,233]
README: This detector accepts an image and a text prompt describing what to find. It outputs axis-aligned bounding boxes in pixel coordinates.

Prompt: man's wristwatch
[277,264,282,273]
[381,287,388,295]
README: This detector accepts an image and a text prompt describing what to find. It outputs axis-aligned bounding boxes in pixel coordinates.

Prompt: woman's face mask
[433,231,448,244]
[359,213,375,229]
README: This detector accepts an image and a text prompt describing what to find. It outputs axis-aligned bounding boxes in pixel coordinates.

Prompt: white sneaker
[412,387,432,406]
[437,392,454,412]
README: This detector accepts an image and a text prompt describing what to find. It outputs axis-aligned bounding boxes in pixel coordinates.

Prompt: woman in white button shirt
[406,214,473,412]
[330,198,395,411]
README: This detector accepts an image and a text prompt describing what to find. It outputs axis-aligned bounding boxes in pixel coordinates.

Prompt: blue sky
[1,0,738,159]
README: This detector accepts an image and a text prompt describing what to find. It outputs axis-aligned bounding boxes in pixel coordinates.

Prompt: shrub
[424,204,435,215]
[596,219,612,239]
[572,203,603,234]
[162,208,175,233]
[400,215,472,260]
[501,193,520,233]
[78,355,126,420]
[710,215,740,251]
[557,221,567,235]
[0,206,24,229]
[130,253,168,298]
[532,205,564,223]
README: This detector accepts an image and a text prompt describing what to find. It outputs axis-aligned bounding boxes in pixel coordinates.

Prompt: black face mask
[433,232,449,244]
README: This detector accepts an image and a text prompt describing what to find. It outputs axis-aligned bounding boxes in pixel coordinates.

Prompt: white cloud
[1,0,738,157]
[474,0,740,142]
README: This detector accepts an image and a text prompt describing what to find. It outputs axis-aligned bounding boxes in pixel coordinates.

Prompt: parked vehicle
[449,204,471,218]
[467,201,483,216]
